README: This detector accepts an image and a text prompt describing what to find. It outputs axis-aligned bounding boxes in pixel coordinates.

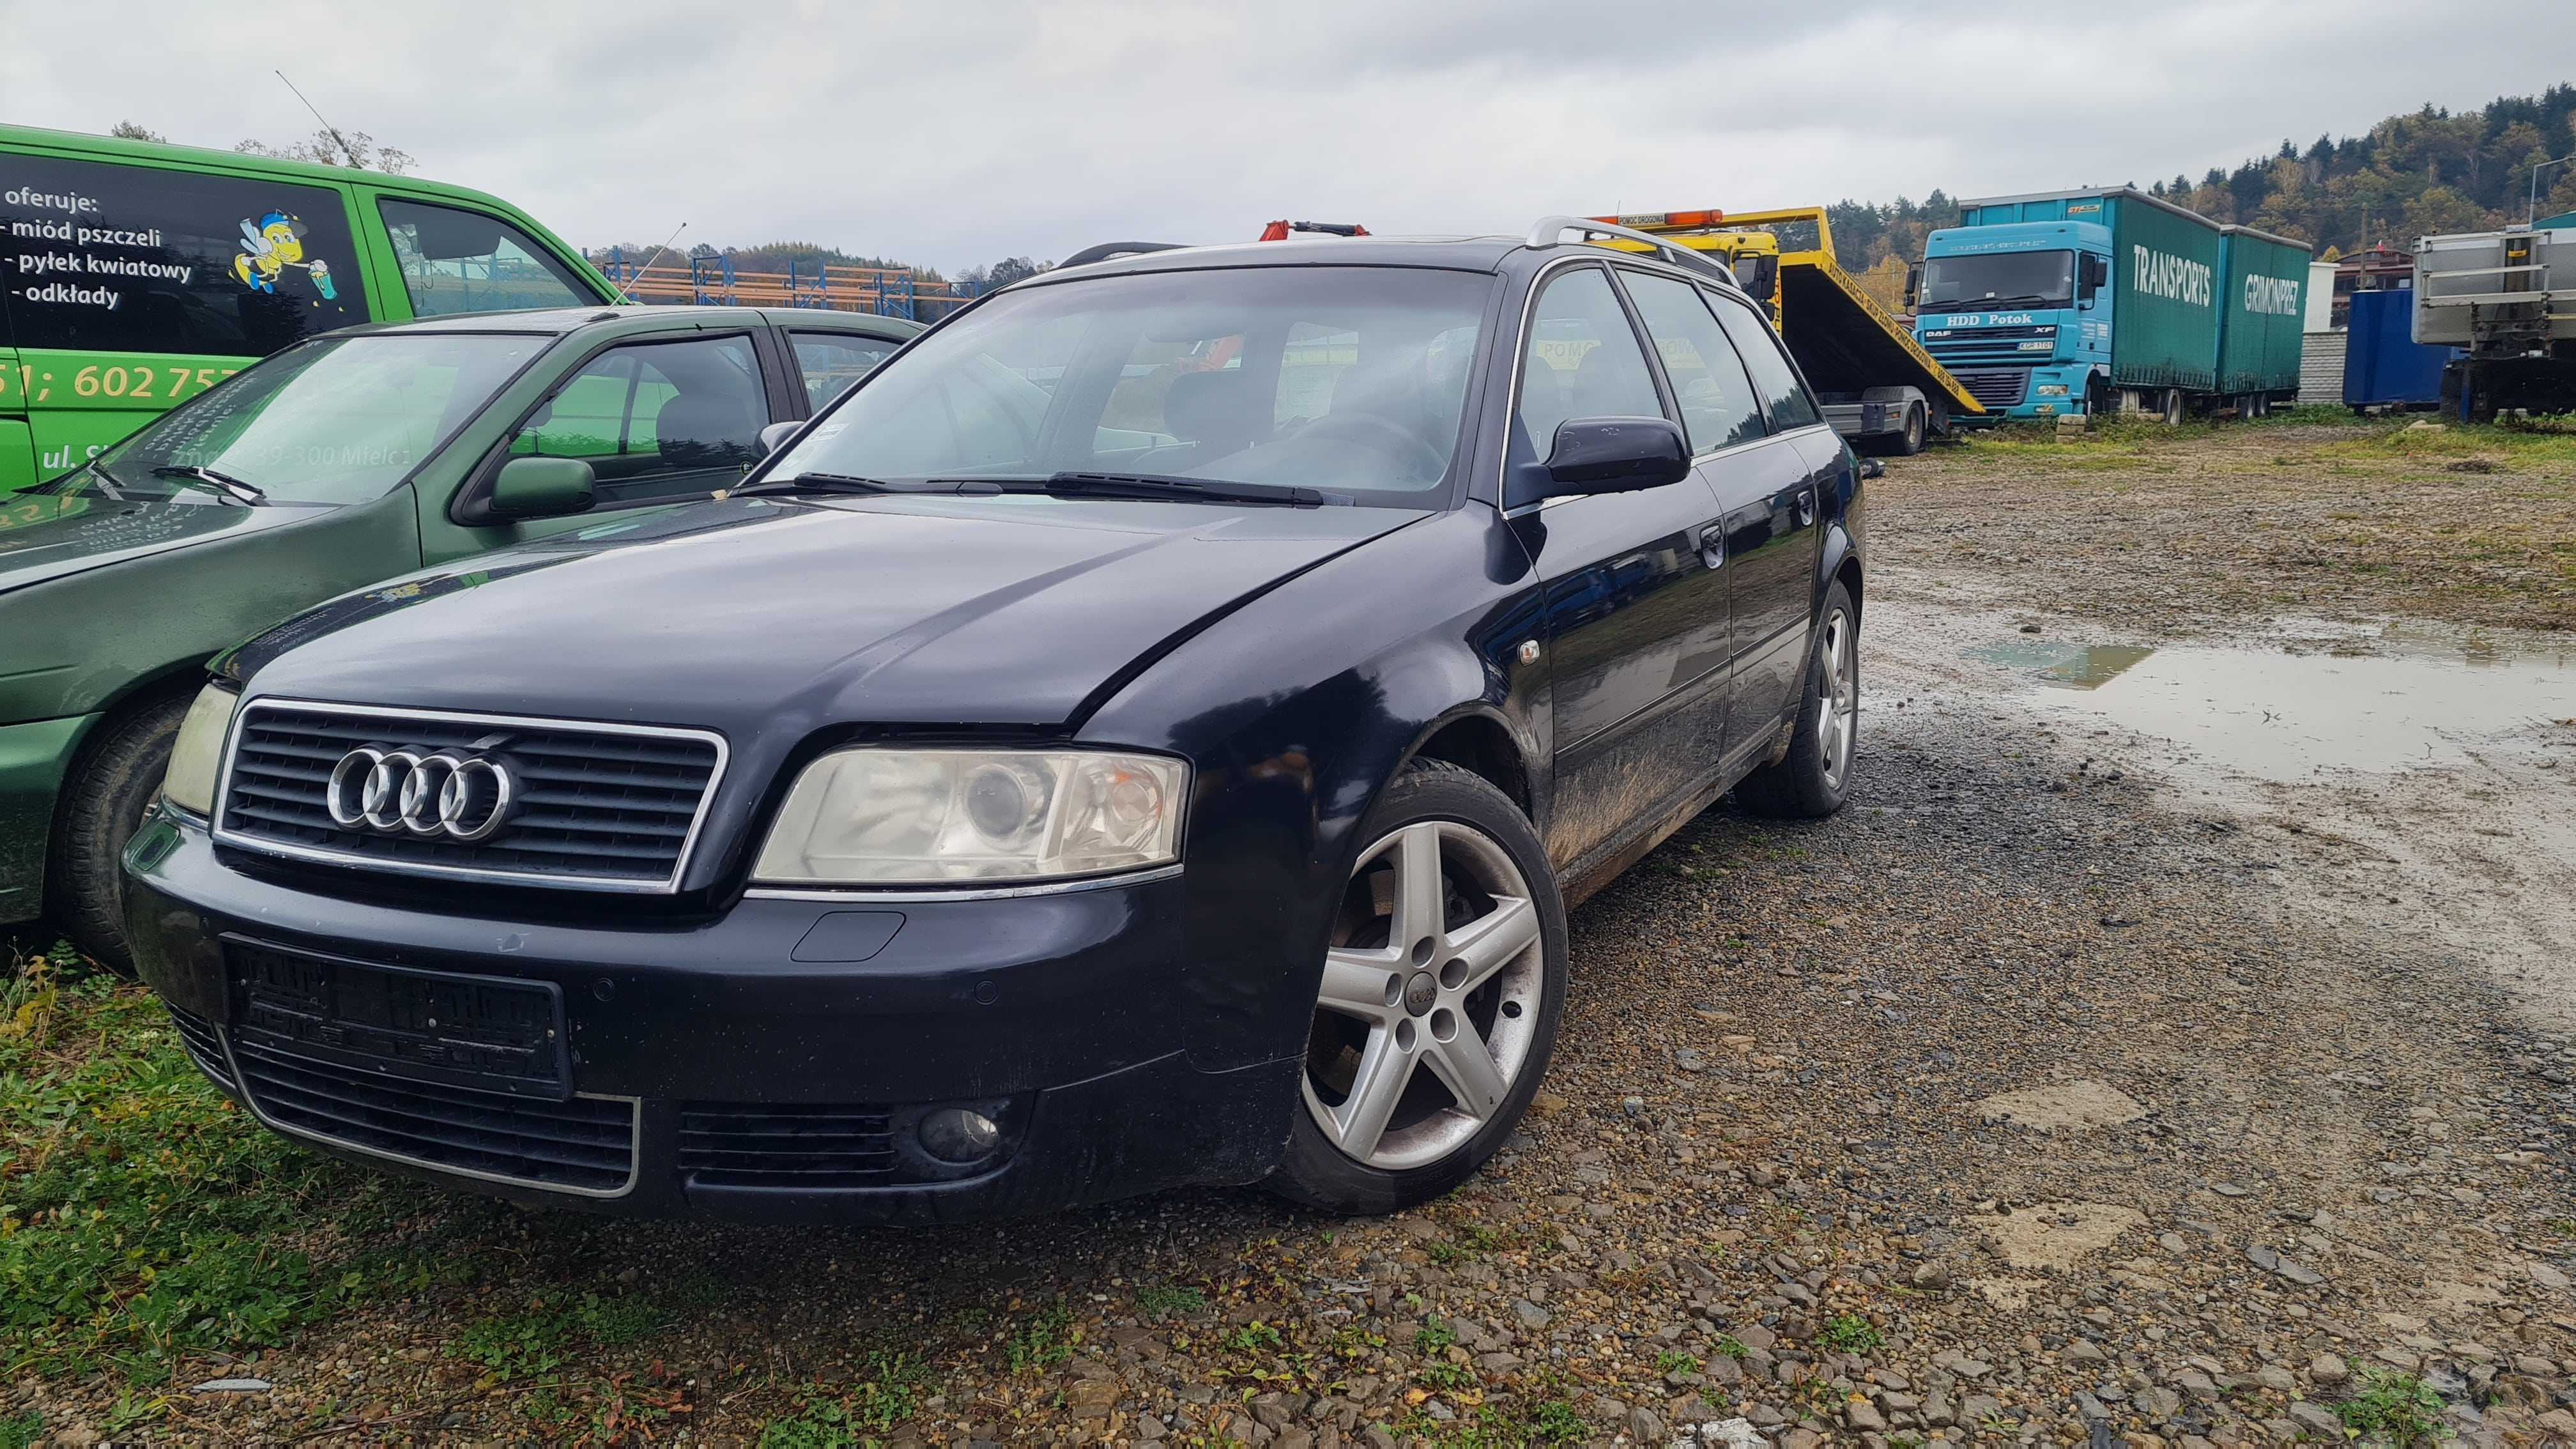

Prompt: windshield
[772,266,1491,503]
[77,333,548,505]
[1919,250,2076,310]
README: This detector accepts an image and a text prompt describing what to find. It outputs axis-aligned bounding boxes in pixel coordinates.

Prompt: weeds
[1655,1348,1702,1376]
[1135,1283,1205,1320]
[2336,1370,2450,1445]
[1004,1299,1077,1372]
[1414,1317,1458,1354]
[1712,1333,1750,1360]
[1420,1360,1477,1390]
[1818,1314,1884,1353]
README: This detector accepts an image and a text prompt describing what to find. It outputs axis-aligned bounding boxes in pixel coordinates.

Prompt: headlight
[752,748,1188,885]
[2035,383,2070,396]
[162,683,241,816]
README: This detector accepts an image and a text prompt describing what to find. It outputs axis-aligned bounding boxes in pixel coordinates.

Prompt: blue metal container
[2343,288,2456,408]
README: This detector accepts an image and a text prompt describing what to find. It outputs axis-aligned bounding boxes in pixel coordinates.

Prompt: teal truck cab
[1912,187,2308,425]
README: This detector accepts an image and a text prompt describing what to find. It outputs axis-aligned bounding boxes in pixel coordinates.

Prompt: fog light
[919,1107,1001,1163]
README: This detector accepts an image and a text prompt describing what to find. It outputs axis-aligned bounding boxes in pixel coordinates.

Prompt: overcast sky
[6,1,2573,272]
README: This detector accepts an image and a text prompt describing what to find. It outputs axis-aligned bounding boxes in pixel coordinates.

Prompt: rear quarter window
[0,155,369,355]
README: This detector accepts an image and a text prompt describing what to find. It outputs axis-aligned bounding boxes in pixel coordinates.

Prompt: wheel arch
[1399,706,1533,818]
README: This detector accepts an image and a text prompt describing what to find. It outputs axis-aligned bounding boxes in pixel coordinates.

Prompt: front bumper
[123,809,1298,1223]
[0,713,97,923]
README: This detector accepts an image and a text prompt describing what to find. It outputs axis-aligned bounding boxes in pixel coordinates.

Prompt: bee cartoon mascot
[233,211,337,300]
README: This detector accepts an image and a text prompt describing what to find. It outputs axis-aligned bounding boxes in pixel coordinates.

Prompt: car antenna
[613,222,689,306]
[271,70,365,171]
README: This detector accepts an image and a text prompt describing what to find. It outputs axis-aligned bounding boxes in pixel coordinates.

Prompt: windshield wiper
[1934,293,2060,311]
[735,471,914,497]
[151,464,268,505]
[1018,471,1335,508]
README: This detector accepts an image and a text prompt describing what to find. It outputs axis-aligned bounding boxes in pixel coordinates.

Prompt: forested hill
[1827,83,2576,276]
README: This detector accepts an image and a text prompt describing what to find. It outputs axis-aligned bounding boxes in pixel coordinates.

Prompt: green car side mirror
[488,456,596,521]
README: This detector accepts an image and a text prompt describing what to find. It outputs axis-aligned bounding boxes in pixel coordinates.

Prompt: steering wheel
[1293,412,1446,480]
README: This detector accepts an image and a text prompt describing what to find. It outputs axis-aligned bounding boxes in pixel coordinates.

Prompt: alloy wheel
[1301,820,1544,1170]
[1816,609,1857,793]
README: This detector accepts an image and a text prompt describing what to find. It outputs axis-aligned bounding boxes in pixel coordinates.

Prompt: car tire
[1734,581,1859,820]
[1268,758,1568,1215]
[47,693,192,976]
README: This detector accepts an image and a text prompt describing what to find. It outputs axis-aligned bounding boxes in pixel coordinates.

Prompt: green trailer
[2216,226,2310,406]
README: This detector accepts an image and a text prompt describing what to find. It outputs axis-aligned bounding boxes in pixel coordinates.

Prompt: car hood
[233,494,1430,733]
[0,491,323,596]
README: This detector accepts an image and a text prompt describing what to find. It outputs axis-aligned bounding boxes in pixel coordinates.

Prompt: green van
[2,123,622,492]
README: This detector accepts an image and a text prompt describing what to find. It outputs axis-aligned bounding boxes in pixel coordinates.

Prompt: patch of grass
[2545,1216,2576,1236]
[1221,1320,1284,1354]
[1655,1347,1702,1376]
[1399,1394,1587,1448]
[450,1290,662,1382]
[757,1352,937,1444]
[1004,1298,1077,1372]
[1414,1317,1458,1354]
[1427,1239,1469,1265]
[1817,1314,1884,1353]
[0,962,436,1381]
[0,1411,42,1449]
[2336,1369,2449,1446]
[1135,1282,1204,1320]
[1712,1333,1750,1360]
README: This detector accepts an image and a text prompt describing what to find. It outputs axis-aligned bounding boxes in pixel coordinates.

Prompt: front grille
[679,1104,901,1188]
[1953,370,2030,408]
[169,1006,234,1089]
[1921,325,2058,369]
[214,700,724,891]
[233,1036,637,1193]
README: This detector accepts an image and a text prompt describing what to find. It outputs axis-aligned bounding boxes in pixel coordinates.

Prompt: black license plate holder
[224,937,571,1100]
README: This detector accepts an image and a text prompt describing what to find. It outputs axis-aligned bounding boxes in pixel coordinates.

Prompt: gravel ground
[10,424,2575,1446]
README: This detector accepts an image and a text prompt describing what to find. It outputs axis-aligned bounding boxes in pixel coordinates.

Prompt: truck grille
[1952,371,2030,408]
[233,1036,638,1194]
[213,700,726,893]
[679,1104,901,1188]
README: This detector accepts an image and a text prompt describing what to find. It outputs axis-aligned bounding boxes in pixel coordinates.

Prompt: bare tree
[108,121,167,143]
[234,128,415,174]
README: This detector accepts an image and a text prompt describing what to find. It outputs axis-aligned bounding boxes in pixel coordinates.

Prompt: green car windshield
[77,333,549,506]
[772,266,1489,504]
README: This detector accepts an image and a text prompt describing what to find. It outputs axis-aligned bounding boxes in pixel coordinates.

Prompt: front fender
[1078,506,1545,1072]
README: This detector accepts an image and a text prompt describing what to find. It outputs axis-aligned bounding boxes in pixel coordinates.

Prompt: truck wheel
[47,693,191,977]
[2161,388,2185,427]
[1269,759,1568,1215]
[1892,404,1926,456]
[1735,581,1859,820]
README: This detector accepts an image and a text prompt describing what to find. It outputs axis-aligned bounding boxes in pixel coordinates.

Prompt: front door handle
[1795,487,1817,527]
[1698,525,1726,571]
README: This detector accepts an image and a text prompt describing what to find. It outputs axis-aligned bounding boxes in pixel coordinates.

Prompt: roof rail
[1057,241,1188,270]
[1526,215,1739,288]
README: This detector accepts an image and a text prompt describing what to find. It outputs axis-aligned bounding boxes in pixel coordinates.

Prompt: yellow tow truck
[1591,206,1981,454]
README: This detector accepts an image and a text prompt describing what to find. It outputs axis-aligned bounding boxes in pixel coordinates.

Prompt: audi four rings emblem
[326,747,517,841]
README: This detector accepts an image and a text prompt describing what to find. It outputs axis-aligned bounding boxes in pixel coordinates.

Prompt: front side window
[509,334,767,505]
[379,199,596,318]
[84,333,544,504]
[1917,250,2076,311]
[775,266,1490,503]
[1514,266,1665,458]
[1708,292,1824,432]
[0,155,369,356]
[790,332,901,410]
[1617,270,1764,454]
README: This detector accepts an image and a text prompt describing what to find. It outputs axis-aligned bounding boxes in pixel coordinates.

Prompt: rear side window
[507,334,767,505]
[0,155,369,355]
[1707,291,1823,431]
[1617,270,1765,454]
[1515,266,1665,455]
[379,198,594,317]
[790,332,900,410]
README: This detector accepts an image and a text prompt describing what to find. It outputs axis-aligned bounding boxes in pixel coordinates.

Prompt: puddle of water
[1968,632,2576,781]
[1963,640,2157,689]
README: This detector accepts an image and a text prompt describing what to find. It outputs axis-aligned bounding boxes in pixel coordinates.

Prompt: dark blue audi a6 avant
[125,218,1869,1222]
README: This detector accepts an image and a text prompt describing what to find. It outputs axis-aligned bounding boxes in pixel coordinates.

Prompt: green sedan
[0,303,921,969]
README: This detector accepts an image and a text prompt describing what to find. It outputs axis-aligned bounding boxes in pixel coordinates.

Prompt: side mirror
[2078,253,2110,301]
[1542,417,1690,497]
[758,420,801,457]
[1903,265,1921,310]
[488,456,595,521]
